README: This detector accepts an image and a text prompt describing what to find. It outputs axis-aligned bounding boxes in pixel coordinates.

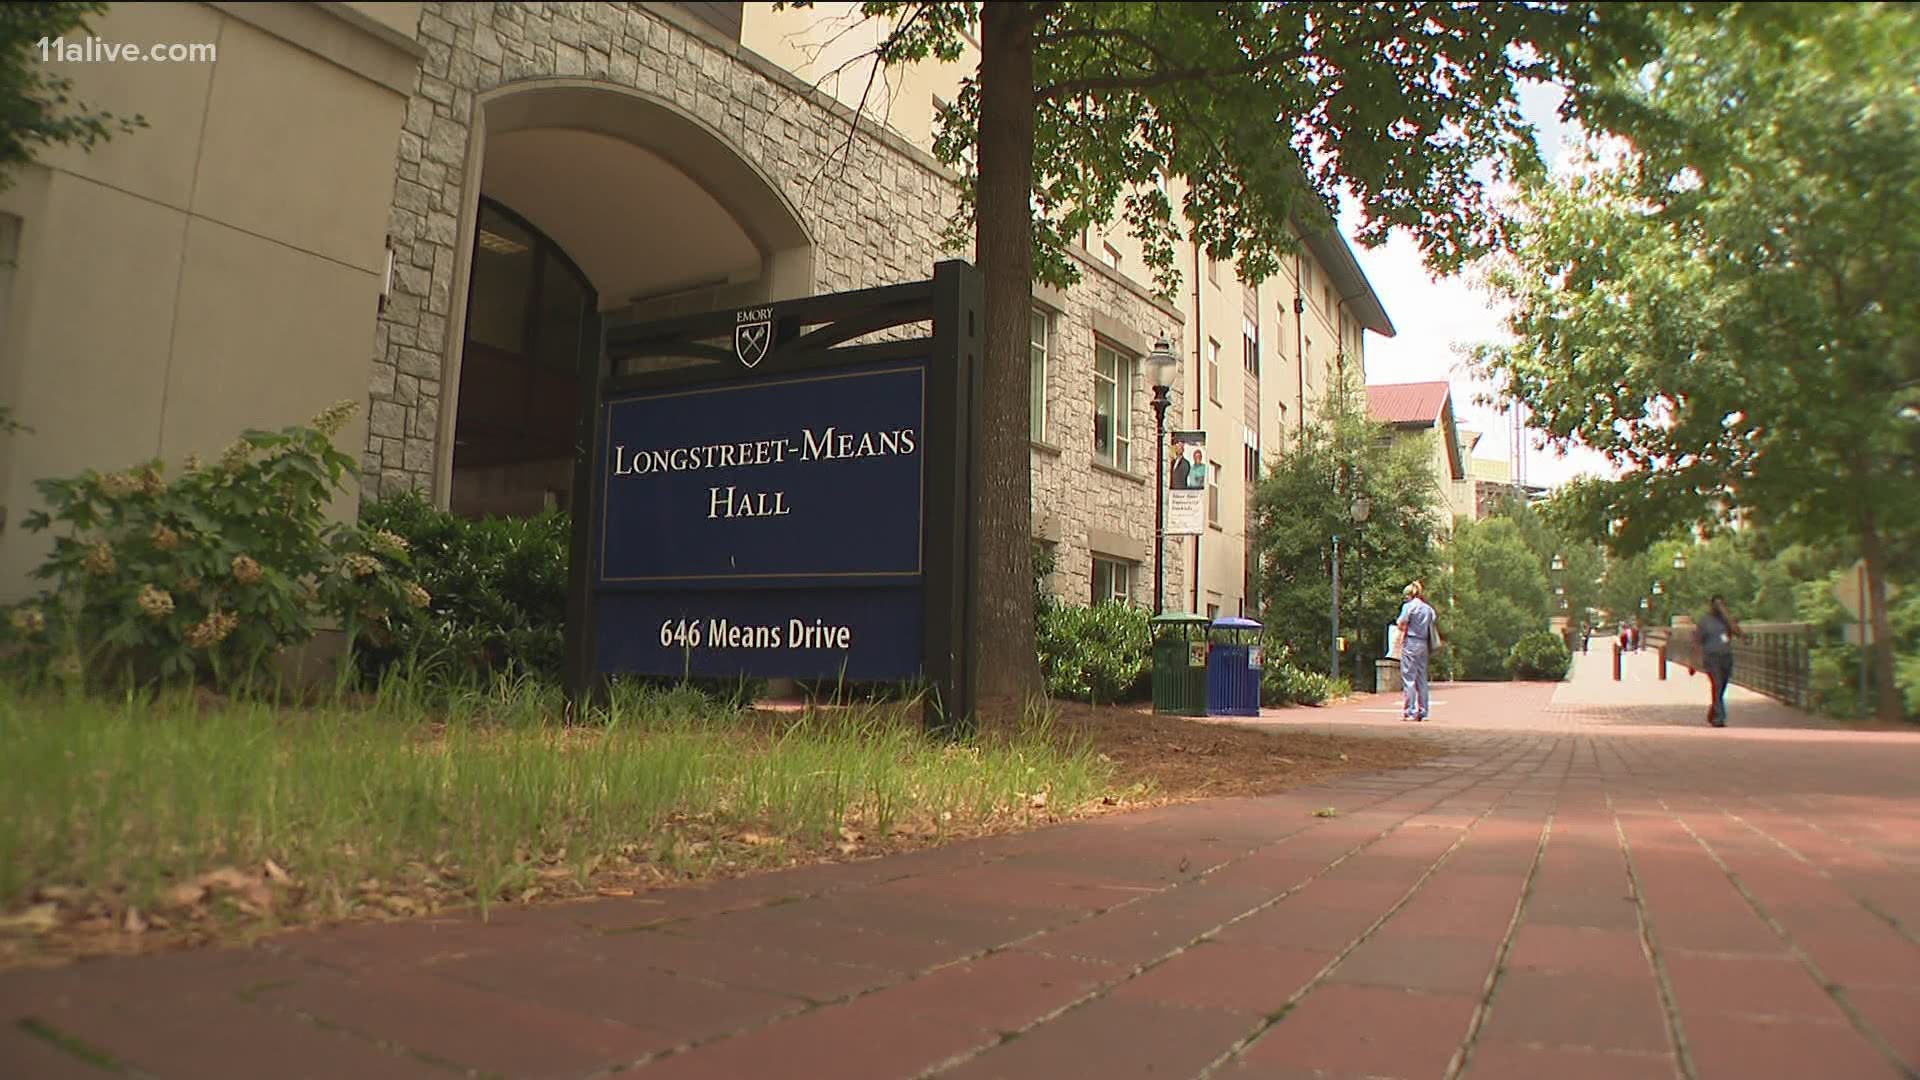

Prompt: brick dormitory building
[0,1,1393,619]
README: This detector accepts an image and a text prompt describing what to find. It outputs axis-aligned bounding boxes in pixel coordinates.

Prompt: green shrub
[1808,645,1866,718]
[0,403,421,691]
[1505,629,1572,681]
[1261,663,1335,706]
[1038,601,1150,703]
[1255,635,1334,706]
[355,491,569,683]
[1898,651,1920,719]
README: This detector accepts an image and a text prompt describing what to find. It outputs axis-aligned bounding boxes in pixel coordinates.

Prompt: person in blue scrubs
[1394,581,1440,722]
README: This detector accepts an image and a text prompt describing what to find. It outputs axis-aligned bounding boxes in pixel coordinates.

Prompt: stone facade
[369,1,956,497]
[1032,264,1188,609]
[369,1,1184,608]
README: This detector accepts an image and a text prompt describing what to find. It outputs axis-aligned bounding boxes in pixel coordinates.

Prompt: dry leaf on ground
[0,905,59,936]
[162,883,207,909]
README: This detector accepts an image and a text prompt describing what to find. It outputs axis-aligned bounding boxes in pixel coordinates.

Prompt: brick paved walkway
[4,655,1916,1079]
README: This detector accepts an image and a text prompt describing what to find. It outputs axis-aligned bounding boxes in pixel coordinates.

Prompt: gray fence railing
[1650,621,1814,710]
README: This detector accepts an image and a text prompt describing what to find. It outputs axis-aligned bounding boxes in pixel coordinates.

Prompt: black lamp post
[1330,492,1370,683]
[1348,493,1371,687]
[1145,337,1178,615]
[1551,551,1568,633]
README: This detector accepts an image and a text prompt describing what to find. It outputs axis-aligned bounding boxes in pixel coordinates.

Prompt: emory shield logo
[734,308,773,368]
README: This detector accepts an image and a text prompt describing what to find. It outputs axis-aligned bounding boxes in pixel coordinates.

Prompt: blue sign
[591,360,927,680]
[594,587,921,680]
[597,363,925,588]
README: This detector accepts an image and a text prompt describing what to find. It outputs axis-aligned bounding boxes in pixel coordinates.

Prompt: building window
[1206,601,1221,620]
[1092,557,1132,606]
[1245,443,1259,486]
[1243,315,1259,375]
[1324,283,1335,316]
[1208,462,1222,526]
[1030,307,1052,441]
[1093,343,1133,470]
[1102,243,1121,270]
[1206,256,1220,286]
[1207,338,1221,404]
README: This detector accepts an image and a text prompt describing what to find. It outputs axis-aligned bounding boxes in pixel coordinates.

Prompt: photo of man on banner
[1165,430,1207,536]
[1169,431,1207,490]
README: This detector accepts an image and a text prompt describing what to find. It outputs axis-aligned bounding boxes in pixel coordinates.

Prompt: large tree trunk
[970,3,1043,726]
[1858,507,1902,722]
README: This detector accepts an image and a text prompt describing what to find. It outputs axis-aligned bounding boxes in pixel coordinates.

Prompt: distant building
[1365,381,1468,532]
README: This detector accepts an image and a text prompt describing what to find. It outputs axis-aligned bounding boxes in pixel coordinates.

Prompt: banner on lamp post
[1165,429,1207,536]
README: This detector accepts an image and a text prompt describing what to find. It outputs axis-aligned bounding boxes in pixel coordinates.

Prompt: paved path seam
[1722,806,1919,947]
[1195,773,1523,1077]
[1612,792,1700,1080]
[911,748,1537,1077]
[602,745,1512,1079]
[1441,806,1558,1079]
[1667,808,1920,1080]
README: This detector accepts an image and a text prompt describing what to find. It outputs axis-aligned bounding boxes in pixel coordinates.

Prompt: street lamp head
[1673,551,1687,571]
[1144,336,1179,391]
[1652,580,1663,595]
[1349,493,1371,523]
[1550,553,1566,572]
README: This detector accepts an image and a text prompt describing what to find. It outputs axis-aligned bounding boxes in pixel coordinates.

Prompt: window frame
[1207,337,1221,404]
[1207,461,1222,526]
[1029,306,1053,442]
[1093,341,1135,472]
[1092,556,1133,606]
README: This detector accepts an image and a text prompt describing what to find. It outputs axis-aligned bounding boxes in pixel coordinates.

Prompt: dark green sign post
[563,261,982,729]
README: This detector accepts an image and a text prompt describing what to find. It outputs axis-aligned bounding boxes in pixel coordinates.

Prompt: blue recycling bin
[1206,617,1264,716]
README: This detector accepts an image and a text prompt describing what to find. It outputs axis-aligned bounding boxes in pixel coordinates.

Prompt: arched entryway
[449,198,594,516]
[441,80,815,517]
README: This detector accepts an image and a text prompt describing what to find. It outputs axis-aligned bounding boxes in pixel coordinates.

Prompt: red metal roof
[1366,381,1451,426]
[1367,380,1465,480]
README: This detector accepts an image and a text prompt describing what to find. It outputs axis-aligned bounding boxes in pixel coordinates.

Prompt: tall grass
[0,675,1110,919]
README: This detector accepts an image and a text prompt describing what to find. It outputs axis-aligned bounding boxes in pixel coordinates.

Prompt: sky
[1341,80,1617,491]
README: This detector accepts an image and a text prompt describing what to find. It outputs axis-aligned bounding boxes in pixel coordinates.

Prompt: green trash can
[1151,613,1212,716]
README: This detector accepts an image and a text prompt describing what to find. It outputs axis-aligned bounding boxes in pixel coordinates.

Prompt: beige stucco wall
[740,1,968,159]
[1384,427,1469,536]
[1088,204,1376,619]
[0,2,413,602]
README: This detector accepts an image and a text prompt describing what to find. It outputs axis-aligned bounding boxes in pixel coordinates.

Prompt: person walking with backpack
[1695,595,1742,727]
[1394,581,1442,722]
